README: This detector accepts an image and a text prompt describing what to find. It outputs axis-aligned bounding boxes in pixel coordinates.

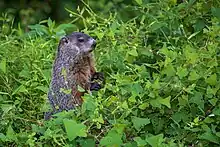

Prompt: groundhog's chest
[70,64,91,90]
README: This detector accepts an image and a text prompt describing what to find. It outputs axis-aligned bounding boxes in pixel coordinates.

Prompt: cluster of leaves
[1,0,220,146]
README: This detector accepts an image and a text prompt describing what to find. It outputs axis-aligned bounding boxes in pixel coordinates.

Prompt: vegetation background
[0,0,220,146]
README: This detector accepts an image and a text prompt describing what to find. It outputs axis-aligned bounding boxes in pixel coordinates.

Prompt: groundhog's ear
[60,37,69,45]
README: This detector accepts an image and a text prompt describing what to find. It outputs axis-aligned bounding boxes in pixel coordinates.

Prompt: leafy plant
[0,0,220,146]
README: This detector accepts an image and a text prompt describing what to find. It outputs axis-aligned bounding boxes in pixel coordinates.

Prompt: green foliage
[1,0,220,146]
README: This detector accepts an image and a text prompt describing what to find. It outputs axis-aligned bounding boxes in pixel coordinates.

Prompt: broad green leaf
[55,23,76,32]
[188,70,200,81]
[35,86,48,93]
[178,95,188,106]
[139,102,149,110]
[209,98,218,106]
[95,31,104,40]
[113,124,126,135]
[213,107,220,116]
[82,94,96,112]
[131,116,150,131]
[128,96,137,103]
[6,125,16,141]
[189,92,204,109]
[12,85,27,95]
[63,119,87,141]
[146,134,164,147]
[80,138,96,147]
[199,132,219,144]
[193,19,206,32]
[77,85,86,92]
[100,130,123,147]
[159,46,177,61]
[131,83,143,96]
[128,49,138,57]
[135,0,142,5]
[1,104,14,117]
[216,132,220,138]
[149,22,166,32]
[159,96,171,108]
[0,133,6,141]
[0,58,6,73]
[184,84,196,94]
[177,67,188,79]
[47,17,53,27]
[162,64,176,77]
[152,78,160,90]
[206,74,217,86]
[212,7,220,19]
[207,58,218,67]
[121,101,128,109]
[19,64,30,78]
[134,137,147,146]
[150,99,161,108]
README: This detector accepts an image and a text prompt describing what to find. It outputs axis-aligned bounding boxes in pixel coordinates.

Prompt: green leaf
[199,132,219,144]
[162,64,176,77]
[149,22,166,32]
[131,83,143,96]
[152,78,160,90]
[80,138,96,147]
[135,0,142,5]
[82,94,96,112]
[212,7,220,20]
[213,107,220,116]
[78,85,86,92]
[177,67,188,79]
[131,116,150,131]
[55,23,76,32]
[146,134,164,147]
[139,102,149,110]
[207,58,218,67]
[1,104,14,117]
[0,133,7,141]
[206,74,217,86]
[63,119,87,141]
[189,92,204,109]
[188,70,200,81]
[0,58,6,73]
[35,86,48,93]
[60,88,72,94]
[159,96,171,108]
[134,137,147,146]
[121,101,129,109]
[6,125,16,141]
[209,98,218,106]
[178,95,188,107]
[128,49,138,57]
[12,85,27,95]
[150,99,161,108]
[100,130,123,147]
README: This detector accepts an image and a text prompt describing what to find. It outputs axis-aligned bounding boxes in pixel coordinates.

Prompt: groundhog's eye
[78,37,84,43]
[61,37,69,44]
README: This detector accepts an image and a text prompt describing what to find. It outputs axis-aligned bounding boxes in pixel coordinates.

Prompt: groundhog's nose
[91,39,96,49]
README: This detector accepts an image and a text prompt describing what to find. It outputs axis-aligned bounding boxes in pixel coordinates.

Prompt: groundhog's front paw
[44,111,53,120]
[91,72,104,81]
[90,82,102,91]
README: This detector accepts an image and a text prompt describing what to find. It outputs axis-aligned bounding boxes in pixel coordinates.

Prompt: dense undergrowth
[1,0,220,146]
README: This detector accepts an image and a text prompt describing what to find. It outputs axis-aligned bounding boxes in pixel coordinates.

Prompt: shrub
[0,0,220,146]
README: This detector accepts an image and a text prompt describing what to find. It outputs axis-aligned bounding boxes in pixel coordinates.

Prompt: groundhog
[44,32,104,120]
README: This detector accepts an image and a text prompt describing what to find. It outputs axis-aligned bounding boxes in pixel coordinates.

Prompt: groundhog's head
[58,32,96,57]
